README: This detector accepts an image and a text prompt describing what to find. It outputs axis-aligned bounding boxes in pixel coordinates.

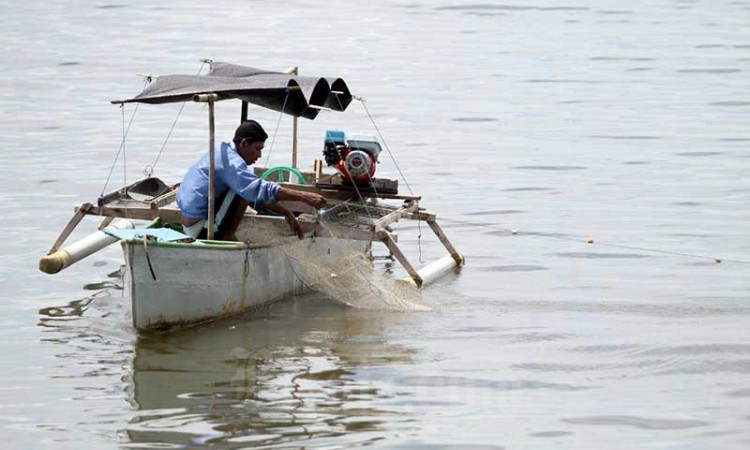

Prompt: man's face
[239,139,265,165]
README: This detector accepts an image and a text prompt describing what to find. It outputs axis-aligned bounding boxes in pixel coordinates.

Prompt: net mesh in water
[282,242,430,312]
[316,201,401,228]
[273,200,431,312]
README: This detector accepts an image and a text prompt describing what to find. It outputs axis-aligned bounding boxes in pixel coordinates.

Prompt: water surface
[1,0,749,448]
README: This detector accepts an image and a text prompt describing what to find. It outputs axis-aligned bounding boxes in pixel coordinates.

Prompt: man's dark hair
[233,120,268,146]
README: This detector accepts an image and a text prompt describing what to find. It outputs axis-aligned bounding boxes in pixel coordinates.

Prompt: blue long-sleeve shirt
[176,141,280,220]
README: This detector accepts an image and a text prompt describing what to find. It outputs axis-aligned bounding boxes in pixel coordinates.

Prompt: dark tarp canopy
[112,61,353,120]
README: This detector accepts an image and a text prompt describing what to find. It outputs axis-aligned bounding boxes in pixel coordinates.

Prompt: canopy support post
[292,113,298,168]
[284,66,300,168]
[207,97,216,239]
[241,101,248,123]
[194,93,219,240]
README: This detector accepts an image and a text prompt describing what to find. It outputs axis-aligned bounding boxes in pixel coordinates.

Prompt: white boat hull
[123,237,370,330]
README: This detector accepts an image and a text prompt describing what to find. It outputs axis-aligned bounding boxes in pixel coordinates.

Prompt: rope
[143,238,157,280]
[261,89,291,169]
[145,101,187,177]
[146,61,209,177]
[122,106,127,187]
[100,77,150,197]
[358,98,415,196]
[355,97,423,262]
[100,101,141,196]
[437,216,750,265]
[251,89,292,212]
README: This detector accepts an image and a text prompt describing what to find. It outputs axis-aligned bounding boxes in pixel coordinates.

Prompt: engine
[323,130,382,185]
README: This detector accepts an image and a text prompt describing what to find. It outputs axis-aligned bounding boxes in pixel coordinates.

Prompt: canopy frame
[112,61,353,120]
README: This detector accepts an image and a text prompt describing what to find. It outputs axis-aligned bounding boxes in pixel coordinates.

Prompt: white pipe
[397,255,460,288]
[39,219,135,274]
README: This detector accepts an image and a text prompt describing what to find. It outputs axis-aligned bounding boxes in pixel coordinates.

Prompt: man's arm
[276,187,327,208]
[264,202,305,239]
[268,187,327,239]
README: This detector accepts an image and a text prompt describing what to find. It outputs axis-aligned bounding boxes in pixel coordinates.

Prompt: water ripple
[587,135,661,140]
[394,375,588,391]
[452,117,497,122]
[513,165,587,171]
[526,79,603,84]
[678,68,742,74]
[710,101,750,106]
[552,252,649,259]
[562,415,709,430]
[482,265,549,272]
[435,5,589,12]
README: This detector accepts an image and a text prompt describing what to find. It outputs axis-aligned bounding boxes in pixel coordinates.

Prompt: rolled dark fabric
[112,61,353,120]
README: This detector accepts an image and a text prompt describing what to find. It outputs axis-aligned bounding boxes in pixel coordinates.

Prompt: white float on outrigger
[39,61,464,330]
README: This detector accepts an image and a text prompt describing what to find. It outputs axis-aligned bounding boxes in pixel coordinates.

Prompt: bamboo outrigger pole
[194,93,219,239]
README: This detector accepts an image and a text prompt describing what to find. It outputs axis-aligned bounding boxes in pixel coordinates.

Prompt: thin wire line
[253,90,291,212]
[148,61,208,176]
[330,93,384,210]
[262,90,290,169]
[122,106,127,187]
[101,101,141,196]
[355,97,423,261]
[437,216,749,265]
[358,98,415,196]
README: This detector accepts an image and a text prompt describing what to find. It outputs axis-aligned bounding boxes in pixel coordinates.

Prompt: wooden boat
[38,61,464,331]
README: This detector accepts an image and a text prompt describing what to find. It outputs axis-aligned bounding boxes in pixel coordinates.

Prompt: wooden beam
[48,203,92,254]
[314,178,398,195]
[313,221,377,241]
[428,220,464,266]
[271,200,316,215]
[149,184,180,208]
[373,202,419,230]
[402,210,437,222]
[278,182,420,201]
[377,230,422,287]
[98,216,115,229]
[98,178,149,207]
[81,204,182,223]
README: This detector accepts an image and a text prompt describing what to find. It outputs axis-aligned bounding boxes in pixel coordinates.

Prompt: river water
[1,0,749,448]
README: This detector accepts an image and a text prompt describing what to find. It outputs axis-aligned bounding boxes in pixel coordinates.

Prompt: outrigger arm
[378,206,465,288]
[313,197,465,288]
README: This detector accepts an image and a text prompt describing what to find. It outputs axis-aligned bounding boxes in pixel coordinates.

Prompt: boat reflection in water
[123,294,418,447]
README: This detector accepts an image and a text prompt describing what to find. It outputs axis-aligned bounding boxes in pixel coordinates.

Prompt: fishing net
[247,201,431,312]
[284,240,430,312]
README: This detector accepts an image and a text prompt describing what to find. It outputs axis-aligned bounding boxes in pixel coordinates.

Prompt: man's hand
[301,192,326,209]
[277,187,327,210]
[285,213,305,239]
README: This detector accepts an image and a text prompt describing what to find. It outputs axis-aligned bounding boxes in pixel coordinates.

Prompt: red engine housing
[336,148,377,184]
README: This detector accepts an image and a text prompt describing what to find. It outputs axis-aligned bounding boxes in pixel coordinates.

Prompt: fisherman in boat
[176,120,326,241]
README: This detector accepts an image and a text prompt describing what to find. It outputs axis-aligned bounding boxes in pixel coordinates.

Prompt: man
[176,120,326,240]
